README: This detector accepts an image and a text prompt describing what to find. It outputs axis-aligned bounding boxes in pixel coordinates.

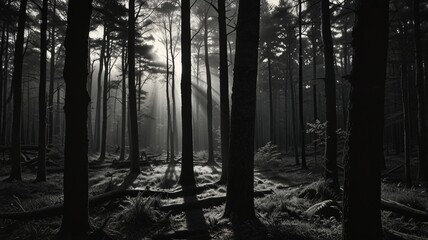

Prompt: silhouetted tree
[157,2,179,162]
[9,0,28,181]
[128,0,140,173]
[225,0,261,219]
[298,0,306,168]
[401,55,412,187]
[119,40,127,161]
[94,27,106,152]
[218,0,230,183]
[99,30,110,161]
[342,0,389,239]
[48,0,56,145]
[36,0,48,182]
[178,0,196,186]
[203,4,215,165]
[59,0,93,237]
[320,0,338,189]
[413,0,428,182]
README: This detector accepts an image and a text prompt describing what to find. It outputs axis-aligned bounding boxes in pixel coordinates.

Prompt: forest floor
[0,146,427,240]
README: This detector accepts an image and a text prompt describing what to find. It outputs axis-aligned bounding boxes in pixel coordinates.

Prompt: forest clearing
[1,146,427,239]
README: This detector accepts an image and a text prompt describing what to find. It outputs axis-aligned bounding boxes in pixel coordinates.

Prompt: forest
[0,0,427,239]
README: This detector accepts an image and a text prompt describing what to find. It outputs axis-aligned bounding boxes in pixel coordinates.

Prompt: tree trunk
[342,0,389,239]
[218,0,230,183]
[413,0,428,182]
[87,41,93,149]
[401,60,412,187]
[283,69,288,153]
[341,26,349,128]
[298,0,306,169]
[1,23,9,145]
[178,0,195,186]
[204,16,215,164]
[119,43,127,161]
[165,39,172,162]
[9,0,28,181]
[224,0,260,220]
[48,0,56,145]
[267,46,274,144]
[94,28,106,152]
[58,0,92,237]
[36,0,48,182]
[0,22,5,139]
[56,82,61,143]
[289,50,299,165]
[311,34,318,166]
[137,62,141,113]
[128,0,140,174]
[99,31,110,161]
[168,17,175,160]
[26,78,30,144]
[195,45,201,152]
[321,0,338,189]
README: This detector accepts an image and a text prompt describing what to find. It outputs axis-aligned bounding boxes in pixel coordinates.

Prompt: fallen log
[385,228,428,240]
[0,145,40,152]
[159,190,273,213]
[153,229,210,239]
[381,164,404,177]
[111,160,151,168]
[0,184,226,220]
[381,198,428,221]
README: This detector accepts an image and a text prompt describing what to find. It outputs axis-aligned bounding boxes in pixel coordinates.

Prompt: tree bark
[26,78,30,145]
[1,22,9,146]
[413,0,428,182]
[401,60,412,187]
[204,15,215,164]
[94,28,106,152]
[9,0,28,181]
[119,42,127,161]
[36,0,48,182]
[342,0,389,239]
[298,0,306,169]
[267,45,274,144]
[167,15,175,160]
[289,50,299,165]
[195,45,201,152]
[321,0,338,189]
[218,0,230,183]
[224,0,260,220]
[311,32,318,165]
[178,0,195,186]
[0,22,5,139]
[128,0,140,174]
[165,38,172,162]
[59,0,93,237]
[48,0,56,145]
[99,31,110,161]
[87,41,94,149]
[341,24,349,128]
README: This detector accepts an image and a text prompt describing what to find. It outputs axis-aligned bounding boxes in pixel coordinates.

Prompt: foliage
[110,194,171,238]
[254,142,281,166]
[116,195,163,225]
[306,120,348,149]
[46,144,64,160]
[305,199,341,221]
[299,179,342,201]
[255,188,342,240]
[381,183,427,212]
